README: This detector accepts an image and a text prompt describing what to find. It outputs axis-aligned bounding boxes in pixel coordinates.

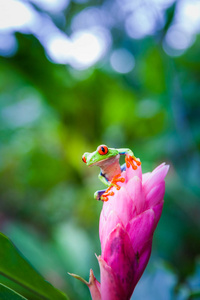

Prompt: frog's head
[82,145,118,166]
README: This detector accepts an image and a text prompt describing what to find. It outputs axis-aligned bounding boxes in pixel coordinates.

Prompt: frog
[82,145,141,201]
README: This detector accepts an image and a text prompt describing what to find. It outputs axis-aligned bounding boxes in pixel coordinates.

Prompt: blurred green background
[0,0,200,299]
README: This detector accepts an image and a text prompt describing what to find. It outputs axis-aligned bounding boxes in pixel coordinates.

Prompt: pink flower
[70,161,169,300]
[88,161,169,300]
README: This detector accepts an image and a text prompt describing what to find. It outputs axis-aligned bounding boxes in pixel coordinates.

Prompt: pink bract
[89,162,169,300]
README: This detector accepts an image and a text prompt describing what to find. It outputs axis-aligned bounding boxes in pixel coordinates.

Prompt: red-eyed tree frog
[82,145,141,201]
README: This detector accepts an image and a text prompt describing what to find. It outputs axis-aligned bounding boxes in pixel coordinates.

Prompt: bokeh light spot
[165,25,194,50]
[110,49,135,74]
[2,98,42,128]
[46,34,72,64]
[70,28,110,69]
[125,6,157,39]
[0,33,18,57]
[0,0,36,32]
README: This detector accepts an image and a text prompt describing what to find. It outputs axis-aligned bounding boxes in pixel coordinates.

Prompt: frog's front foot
[94,190,106,201]
[101,190,114,202]
[125,154,141,170]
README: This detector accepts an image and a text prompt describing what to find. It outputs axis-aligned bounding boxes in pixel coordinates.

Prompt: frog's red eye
[82,154,86,163]
[97,145,108,155]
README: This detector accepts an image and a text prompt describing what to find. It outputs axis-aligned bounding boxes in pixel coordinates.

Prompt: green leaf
[0,233,68,300]
[0,283,27,300]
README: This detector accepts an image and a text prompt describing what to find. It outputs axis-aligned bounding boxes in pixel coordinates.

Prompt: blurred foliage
[0,0,200,299]
[0,232,68,300]
[0,283,27,300]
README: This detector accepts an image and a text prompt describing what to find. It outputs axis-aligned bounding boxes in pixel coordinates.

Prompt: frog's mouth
[89,155,120,168]
[89,157,110,167]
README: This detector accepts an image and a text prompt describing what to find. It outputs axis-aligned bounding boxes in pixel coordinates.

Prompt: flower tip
[95,254,105,268]
[155,162,170,172]
[153,162,170,180]
[88,268,101,300]
[96,255,110,271]
[89,269,100,288]
[89,269,95,281]
[96,254,104,265]
[166,164,170,172]
[162,163,170,176]
[95,253,100,260]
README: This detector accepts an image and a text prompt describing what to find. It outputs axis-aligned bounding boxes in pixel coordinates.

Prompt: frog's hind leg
[94,189,107,201]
